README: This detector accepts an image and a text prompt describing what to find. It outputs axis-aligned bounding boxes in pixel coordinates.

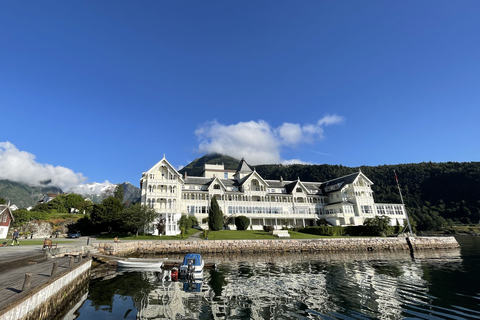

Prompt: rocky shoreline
[92,236,459,256]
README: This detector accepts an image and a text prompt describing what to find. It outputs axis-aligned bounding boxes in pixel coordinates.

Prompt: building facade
[140,156,407,236]
[0,204,14,239]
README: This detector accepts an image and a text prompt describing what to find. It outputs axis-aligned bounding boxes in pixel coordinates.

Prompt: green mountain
[178,153,241,177]
[0,180,63,208]
[179,154,480,230]
[0,180,141,209]
[122,182,141,204]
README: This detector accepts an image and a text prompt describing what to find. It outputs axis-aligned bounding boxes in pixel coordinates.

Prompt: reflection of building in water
[133,272,211,320]
[130,251,462,320]
[341,260,427,319]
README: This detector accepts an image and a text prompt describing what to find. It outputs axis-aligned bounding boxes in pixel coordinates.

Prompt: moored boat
[117,258,164,269]
[179,253,204,279]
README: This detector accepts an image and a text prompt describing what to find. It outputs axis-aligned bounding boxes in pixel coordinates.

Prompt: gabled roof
[237,170,270,187]
[322,172,372,193]
[324,200,355,207]
[0,205,14,221]
[283,180,308,194]
[143,156,184,183]
[235,158,253,173]
[284,181,297,194]
[207,176,228,191]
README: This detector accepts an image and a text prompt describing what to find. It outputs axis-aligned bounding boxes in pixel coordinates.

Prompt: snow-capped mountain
[69,181,117,196]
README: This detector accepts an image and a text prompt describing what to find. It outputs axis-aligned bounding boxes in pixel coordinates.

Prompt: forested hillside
[0,180,63,208]
[182,154,480,231]
[0,180,141,208]
[255,161,480,230]
[179,153,241,176]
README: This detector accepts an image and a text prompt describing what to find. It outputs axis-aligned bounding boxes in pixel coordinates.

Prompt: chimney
[280,176,283,183]
[184,172,187,179]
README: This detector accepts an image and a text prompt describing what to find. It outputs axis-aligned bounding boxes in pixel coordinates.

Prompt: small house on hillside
[0,205,14,239]
[37,193,60,204]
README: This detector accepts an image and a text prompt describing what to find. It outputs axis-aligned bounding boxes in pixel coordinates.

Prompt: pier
[0,246,91,320]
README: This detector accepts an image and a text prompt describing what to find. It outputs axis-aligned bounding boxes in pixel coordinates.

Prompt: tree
[156,217,166,235]
[90,196,124,232]
[178,214,190,231]
[0,198,6,205]
[363,215,392,236]
[120,204,157,236]
[235,216,250,230]
[76,199,94,215]
[64,193,86,212]
[208,197,223,231]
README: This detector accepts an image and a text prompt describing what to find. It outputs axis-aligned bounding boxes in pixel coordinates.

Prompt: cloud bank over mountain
[195,115,344,165]
[0,141,112,194]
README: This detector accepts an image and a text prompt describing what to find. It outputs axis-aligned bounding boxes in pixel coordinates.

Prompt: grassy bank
[1,240,73,246]
[203,230,330,240]
[97,228,201,241]
[96,229,334,241]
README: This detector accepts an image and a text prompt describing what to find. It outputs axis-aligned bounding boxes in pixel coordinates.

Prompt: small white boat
[117,258,164,269]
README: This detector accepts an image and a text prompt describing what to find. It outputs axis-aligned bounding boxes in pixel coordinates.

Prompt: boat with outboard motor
[179,253,204,279]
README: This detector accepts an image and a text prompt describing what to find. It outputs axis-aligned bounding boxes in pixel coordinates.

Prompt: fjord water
[66,237,480,320]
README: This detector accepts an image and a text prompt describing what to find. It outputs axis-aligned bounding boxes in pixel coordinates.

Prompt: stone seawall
[93,236,459,256]
[0,260,91,320]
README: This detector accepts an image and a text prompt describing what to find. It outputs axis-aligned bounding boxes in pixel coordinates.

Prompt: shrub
[297,226,345,236]
[235,215,250,230]
[263,225,274,233]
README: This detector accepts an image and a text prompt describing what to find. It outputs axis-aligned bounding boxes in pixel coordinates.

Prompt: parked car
[67,231,81,238]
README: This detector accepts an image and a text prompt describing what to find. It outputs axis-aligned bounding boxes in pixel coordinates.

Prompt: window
[394,205,403,215]
[224,173,228,179]
[361,205,373,214]
[214,184,220,190]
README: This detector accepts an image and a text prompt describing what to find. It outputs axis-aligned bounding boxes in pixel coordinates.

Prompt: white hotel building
[140,156,407,236]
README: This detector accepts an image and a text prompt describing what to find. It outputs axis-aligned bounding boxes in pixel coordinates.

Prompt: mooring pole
[51,262,58,276]
[394,170,413,235]
[22,273,33,292]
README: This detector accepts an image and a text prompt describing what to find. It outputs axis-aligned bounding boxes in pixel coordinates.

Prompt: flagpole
[394,170,413,235]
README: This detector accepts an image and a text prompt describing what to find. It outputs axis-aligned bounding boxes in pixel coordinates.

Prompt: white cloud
[317,114,344,126]
[278,123,303,146]
[281,158,311,165]
[195,120,281,164]
[0,141,87,191]
[195,114,344,164]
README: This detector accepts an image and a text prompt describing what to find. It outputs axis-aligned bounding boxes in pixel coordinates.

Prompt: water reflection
[69,246,480,320]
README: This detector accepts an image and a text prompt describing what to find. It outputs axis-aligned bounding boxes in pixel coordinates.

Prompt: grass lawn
[97,228,201,241]
[1,240,72,246]
[93,229,347,241]
[204,230,330,240]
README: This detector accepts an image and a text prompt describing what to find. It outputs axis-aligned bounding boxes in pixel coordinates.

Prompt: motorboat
[179,253,204,279]
[117,258,164,269]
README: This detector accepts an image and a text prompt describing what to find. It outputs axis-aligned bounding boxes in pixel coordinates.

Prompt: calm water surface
[63,236,480,319]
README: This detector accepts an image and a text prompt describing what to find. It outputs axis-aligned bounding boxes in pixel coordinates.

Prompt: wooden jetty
[0,254,87,314]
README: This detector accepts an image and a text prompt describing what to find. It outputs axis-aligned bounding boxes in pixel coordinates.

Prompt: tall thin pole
[394,170,413,235]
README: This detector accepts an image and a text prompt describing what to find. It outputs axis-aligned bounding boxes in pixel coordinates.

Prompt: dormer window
[214,184,220,190]
[296,187,302,193]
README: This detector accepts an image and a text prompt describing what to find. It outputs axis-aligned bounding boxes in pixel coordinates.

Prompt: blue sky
[1,1,479,191]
